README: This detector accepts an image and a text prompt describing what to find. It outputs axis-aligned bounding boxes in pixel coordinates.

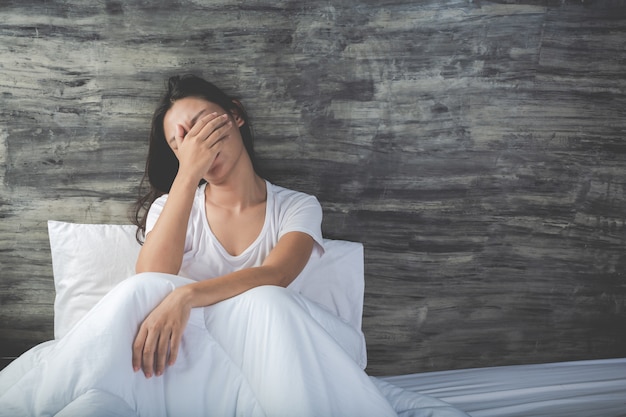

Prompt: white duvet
[0,273,468,417]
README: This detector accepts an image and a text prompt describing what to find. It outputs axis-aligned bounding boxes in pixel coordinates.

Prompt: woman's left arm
[132,231,314,377]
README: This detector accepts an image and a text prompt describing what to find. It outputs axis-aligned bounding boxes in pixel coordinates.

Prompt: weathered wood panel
[1,1,625,375]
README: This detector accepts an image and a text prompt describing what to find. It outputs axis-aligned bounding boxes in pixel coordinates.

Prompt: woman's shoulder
[268,181,318,201]
[267,181,321,211]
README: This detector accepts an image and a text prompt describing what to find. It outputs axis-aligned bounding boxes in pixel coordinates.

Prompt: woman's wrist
[175,284,197,309]
[172,170,202,191]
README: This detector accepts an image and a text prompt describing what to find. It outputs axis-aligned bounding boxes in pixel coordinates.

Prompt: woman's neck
[204,173,266,212]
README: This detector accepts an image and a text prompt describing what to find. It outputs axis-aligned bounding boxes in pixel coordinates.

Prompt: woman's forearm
[135,174,199,274]
[180,232,315,308]
[180,266,286,308]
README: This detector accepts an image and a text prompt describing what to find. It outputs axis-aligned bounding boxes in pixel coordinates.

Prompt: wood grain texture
[1,0,625,375]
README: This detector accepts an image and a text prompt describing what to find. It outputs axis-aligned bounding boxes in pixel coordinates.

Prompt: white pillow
[288,239,364,332]
[48,221,142,339]
[48,221,365,340]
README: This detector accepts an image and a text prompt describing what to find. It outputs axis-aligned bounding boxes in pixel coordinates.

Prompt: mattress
[380,358,626,417]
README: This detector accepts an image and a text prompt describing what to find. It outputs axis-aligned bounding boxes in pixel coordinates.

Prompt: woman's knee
[232,285,306,315]
[110,272,177,302]
[240,285,293,303]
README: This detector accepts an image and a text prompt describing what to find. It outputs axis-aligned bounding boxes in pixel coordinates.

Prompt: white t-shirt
[145,180,325,281]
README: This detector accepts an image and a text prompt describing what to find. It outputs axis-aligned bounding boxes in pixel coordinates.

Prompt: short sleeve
[145,194,167,236]
[144,191,197,255]
[278,194,325,257]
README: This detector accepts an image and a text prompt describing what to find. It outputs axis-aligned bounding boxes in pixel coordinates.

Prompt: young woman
[0,75,401,416]
[130,75,327,380]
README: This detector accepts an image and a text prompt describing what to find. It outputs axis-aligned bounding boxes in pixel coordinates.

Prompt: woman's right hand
[173,112,232,183]
[135,112,232,274]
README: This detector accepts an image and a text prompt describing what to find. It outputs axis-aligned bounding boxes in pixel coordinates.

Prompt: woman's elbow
[271,267,299,288]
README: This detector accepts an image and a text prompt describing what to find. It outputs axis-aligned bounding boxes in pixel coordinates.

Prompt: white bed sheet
[380,358,626,417]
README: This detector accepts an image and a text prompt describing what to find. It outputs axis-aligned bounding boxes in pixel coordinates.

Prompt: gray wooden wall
[1,0,625,376]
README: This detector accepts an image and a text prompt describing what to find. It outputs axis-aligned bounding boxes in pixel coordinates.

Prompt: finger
[168,328,183,367]
[174,124,186,149]
[196,113,230,143]
[142,330,159,378]
[205,118,233,149]
[155,329,171,376]
[132,327,148,372]
[186,111,219,138]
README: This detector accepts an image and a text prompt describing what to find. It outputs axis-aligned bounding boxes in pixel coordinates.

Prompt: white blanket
[0,273,469,417]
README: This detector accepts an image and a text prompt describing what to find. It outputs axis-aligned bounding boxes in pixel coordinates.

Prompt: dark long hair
[132,74,257,240]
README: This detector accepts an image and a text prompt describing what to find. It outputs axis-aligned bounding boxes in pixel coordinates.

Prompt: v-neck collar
[199,180,272,260]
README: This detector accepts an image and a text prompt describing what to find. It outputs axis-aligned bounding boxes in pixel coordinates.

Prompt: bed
[2,221,625,416]
[381,358,626,417]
